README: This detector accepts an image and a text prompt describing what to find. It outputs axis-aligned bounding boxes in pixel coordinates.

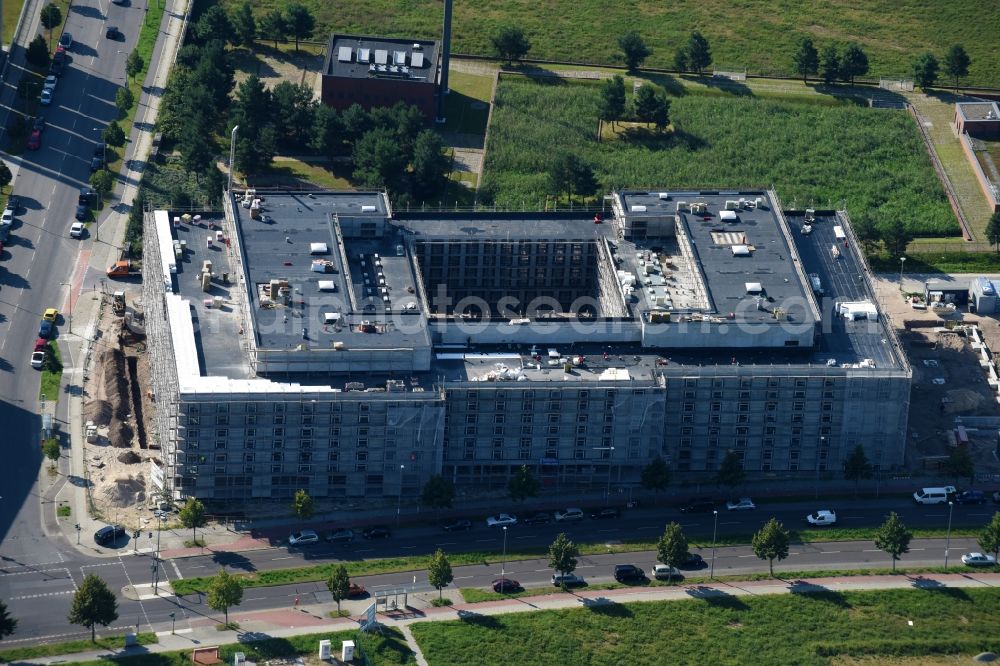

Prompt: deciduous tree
[641,455,671,498]
[420,474,456,516]
[0,162,12,194]
[656,522,689,583]
[68,574,118,641]
[40,4,62,50]
[103,121,126,147]
[0,599,16,639]
[352,127,408,190]
[618,31,651,73]
[115,86,134,115]
[548,533,579,582]
[427,549,454,601]
[843,444,873,495]
[508,465,541,503]
[820,45,840,86]
[42,438,60,464]
[284,4,315,53]
[978,512,1000,561]
[874,511,911,571]
[491,26,531,65]
[793,38,819,83]
[877,217,913,259]
[942,446,974,485]
[986,212,1000,254]
[839,43,869,84]
[259,10,287,50]
[716,450,745,490]
[26,35,50,68]
[912,52,939,90]
[326,564,351,614]
[207,569,243,626]
[943,44,970,90]
[598,75,626,129]
[179,497,207,544]
[751,518,790,576]
[685,31,712,75]
[126,50,144,83]
[292,489,314,519]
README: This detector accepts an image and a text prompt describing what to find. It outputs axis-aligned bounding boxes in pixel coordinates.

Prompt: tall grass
[411,588,1000,666]
[481,76,957,237]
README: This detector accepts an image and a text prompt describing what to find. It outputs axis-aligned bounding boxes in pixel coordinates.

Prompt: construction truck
[107,260,141,278]
[112,291,125,316]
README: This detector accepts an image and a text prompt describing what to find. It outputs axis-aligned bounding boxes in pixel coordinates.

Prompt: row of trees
[911,45,971,90]
[599,75,671,131]
[792,40,870,85]
[192,2,316,52]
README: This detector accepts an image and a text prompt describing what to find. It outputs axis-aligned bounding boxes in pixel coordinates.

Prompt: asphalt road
[0,0,145,584]
[2,497,997,644]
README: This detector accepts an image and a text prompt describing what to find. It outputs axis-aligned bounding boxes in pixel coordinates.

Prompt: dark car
[954,490,987,505]
[590,507,621,520]
[52,49,66,66]
[678,553,706,570]
[522,512,551,525]
[75,204,89,221]
[33,116,45,132]
[6,195,20,212]
[39,319,54,339]
[58,32,72,50]
[106,26,122,40]
[49,58,64,76]
[111,0,130,5]
[679,498,716,514]
[442,519,472,532]
[90,156,104,172]
[94,524,125,546]
[492,578,521,593]
[613,564,645,583]
[79,187,95,205]
[362,526,391,539]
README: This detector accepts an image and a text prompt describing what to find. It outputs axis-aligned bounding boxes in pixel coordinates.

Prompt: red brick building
[321,34,440,119]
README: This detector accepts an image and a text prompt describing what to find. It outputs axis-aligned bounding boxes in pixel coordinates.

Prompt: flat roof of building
[325,33,438,83]
[957,102,1000,121]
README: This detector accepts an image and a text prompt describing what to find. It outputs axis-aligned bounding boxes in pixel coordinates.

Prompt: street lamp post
[396,464,405,528]
[61,282,73,334]
[75,523,81,545]
[944,500,954,568]
[152,511,162,594]
[899,256,906,291]
[710,510,719,579]
[501,525,508,577]
[228,125,239,192]
[169,612,176,634]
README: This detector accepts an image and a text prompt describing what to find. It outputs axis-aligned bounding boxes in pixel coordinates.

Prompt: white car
[806,510,837,526]
[43,75,58,92]
[70,222,85,238]
[486,513,517,528]
[40,89,53,105]
[554,507,584,522]
[30,351,45,368]
[1,208,13,225]
[726,497,756,511]
[288,529,319,546]
[651,564,681,580]
[551,572,585,586]
[961,552,997,567]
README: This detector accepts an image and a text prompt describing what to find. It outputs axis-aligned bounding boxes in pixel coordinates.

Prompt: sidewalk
[17,571,1000,665]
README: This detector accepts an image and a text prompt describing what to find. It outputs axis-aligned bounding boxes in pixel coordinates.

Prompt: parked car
[954,490,987,505]
[75,204,89,221]
[993,491,1000,505]
[90,155,104,172]
[52,49,66,67]
[6,196,20,212]
[58,32,73,50]
[30,351,45,368]
[486,513,517,528]
[79,187,95,205]
[492,578,521,593]
[43,75,58,93]
[94,524,125,546]
[554,507,584,522]
[442,519,472,532]
[27,130,40,150]
[613,564,645,583]
[726,497,756,511]
[70,222,84,238]
[34,338,48,352]
[326,528,354,543]
[111,0,130,5]
[362,526,391,539]
[40,89,53,105]
[38,319,54,339]
[678,553,705,570]
[288,529,319,546]
[347,583,366,597]
[961,552,997,567]
[43,308,58,322]
[651,564,682,580]
[49,58,64,76]
[105,26,122,40]
[679,498,715,513]
[806,509,837,526]
[551,573,585,587]
[590,507,620,520]
[1,208,13,226]
[32,116,45,132]
[522,512,551,525]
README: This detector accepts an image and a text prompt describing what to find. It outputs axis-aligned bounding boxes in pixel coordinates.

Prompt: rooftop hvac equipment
[394,51,406,65]
[374,49,388,65]
[833,226,846,240]
[323,312,340,324]
[412,43,422,50]
[720,210,738,222]
[801,223,813,235]
[773,307,786,321]
[630,205,647,212]
[805,208,816,221]
[333,341,345,350]
[396,244,405,256]
[318,280,337,291]
[755,197,765,207]
[338,46,352,62]
[725,200,739,210]
[745,199,757,210]
[676,201,687,211]
[410,51,425,67]
[311,260,335,273]
[310,242,329,254]
[374,253,380,259]
[732,244,751,256]
[202,259,213,273]
[357,48,370,62]
[745,282,763,294]
[658,192,670,200]
[361,205,377,213]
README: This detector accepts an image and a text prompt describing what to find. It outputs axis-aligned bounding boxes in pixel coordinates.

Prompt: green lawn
[39,341,62,401]
[222,0,1000,87]
[411,588,1000,666]
[68,628,413,666]
[0,633,157,663]
[480,75,956,237]
[169,524,986,596]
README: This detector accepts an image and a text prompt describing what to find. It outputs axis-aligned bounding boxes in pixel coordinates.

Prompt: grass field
[480,75,957,237]
[0,633,156,663]
[221,0,1000,88]
[411,588,1000,666]
[39,341,62,401]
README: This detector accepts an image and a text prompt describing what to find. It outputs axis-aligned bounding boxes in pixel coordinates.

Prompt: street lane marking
[400,546,417,550]
[171,561,183,580]
[436,543,456,547]
[11,590,75,600]
[271,556,294,561]
[156,628,192,636]
[187,564,206,569]
[454,576,474,580]
[822,551,841,554]
[513,536,534,540]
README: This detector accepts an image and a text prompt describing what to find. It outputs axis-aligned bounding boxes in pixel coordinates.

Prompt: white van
[913,487,956,505]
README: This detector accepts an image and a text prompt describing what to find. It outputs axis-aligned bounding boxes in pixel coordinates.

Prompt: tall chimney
[436,0,453,123]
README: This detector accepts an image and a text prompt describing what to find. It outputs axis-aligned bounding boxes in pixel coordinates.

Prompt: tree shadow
[685,586,749,610]
[71,5,105,19]
[699,75,753,97]
[456,609,502,628]
[211,551,257,572]
[643,73,688,97]
[580,597,633,617]
[518,68,569,86]
[786,581,852,608]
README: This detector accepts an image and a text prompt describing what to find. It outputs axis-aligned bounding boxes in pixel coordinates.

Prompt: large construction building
[143,189,910,505]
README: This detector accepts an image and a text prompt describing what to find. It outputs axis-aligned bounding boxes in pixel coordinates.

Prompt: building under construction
[142,189,911,504]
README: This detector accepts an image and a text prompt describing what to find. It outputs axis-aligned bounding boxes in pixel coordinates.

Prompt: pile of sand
[117,450,141,464]
[108,420,134,448]
[98,476,145,508]
[83,399,114,427]
[943,388,987,414]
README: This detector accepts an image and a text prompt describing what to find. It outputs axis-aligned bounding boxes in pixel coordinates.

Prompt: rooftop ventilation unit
[394,51,406,65]
[374,49,388,65]
[745,282,763,294]
[630,205,647,212]
[337,46,353,62]
[357,48,370,62]
[410,52,425,68]
[732,244,751,256]
[361,205,377,213]
[413,43,422,50]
